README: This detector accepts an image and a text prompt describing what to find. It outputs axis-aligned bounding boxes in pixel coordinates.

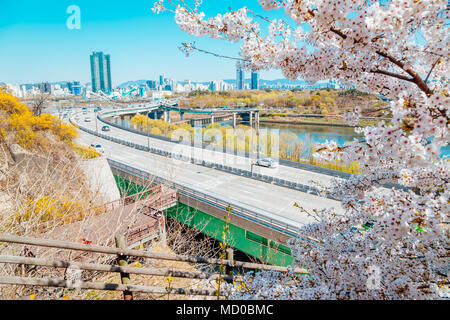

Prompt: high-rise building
[146,80,157,90]
[236,65,244,90]
[251,71,259,90]
[138,84,147,97]
[90,51,112,93]
[209,80,228,92]
[68,81,81,95]
[39,82,51,93]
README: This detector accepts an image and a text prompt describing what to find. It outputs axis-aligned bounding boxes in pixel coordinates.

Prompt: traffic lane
[74,111,340,188]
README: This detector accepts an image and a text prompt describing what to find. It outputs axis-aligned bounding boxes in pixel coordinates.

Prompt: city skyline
[0,0,290,85]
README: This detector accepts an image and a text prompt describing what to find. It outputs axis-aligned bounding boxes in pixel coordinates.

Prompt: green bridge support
[113,174,294,267]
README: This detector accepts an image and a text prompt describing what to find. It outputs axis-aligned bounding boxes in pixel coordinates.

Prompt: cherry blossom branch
[424,57,442,84]
[370,69,415,83]
[179,43,249,61]
[328,27,433,95]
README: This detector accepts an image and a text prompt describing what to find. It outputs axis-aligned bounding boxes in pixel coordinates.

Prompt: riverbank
[260,115,384,127]
[261,119,356,128]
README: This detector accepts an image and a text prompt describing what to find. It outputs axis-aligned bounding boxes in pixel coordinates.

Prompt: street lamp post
[94,108,98,133]
[147,109,150,149]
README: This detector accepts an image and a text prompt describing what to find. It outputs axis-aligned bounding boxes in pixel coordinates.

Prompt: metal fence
[0,234,308,299]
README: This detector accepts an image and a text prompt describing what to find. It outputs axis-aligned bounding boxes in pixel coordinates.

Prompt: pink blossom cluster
[154,0,449,299]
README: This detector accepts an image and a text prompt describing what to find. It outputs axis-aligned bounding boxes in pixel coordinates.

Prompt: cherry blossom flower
[154,0,449,300]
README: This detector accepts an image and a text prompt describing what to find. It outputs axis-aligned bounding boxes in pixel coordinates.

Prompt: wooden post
[158,214,167,246]
[225,248,234,283]
[115,234,133,300]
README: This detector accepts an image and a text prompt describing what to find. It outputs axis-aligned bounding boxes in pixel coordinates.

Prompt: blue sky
[0,0,289,85]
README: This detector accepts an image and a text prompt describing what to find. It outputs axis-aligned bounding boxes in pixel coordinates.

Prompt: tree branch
[424,57,441,84]
[370,69,415,83]
[328,27,433,95]
[180,43,249,62]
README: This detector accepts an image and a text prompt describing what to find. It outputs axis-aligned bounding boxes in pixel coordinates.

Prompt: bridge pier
[233,113,237,128]
[256,112,260,134]
[211,115,214,125]
[163,110,171,123]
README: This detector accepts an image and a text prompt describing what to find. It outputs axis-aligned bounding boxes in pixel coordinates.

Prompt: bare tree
[31,94,47,116]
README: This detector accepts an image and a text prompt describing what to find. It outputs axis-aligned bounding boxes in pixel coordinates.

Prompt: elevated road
[72,109,345,232]
[77,109,343,190]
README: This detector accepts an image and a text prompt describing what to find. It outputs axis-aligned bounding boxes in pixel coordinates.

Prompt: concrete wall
[79,156,121,205]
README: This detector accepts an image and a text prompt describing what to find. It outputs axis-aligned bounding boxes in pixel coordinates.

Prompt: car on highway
[84,118,91,122]
[255,157,279,168]
[90,144,105,154]
[101,125,110,132]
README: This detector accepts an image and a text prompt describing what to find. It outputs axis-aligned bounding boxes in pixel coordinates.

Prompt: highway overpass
[70,109,346,264]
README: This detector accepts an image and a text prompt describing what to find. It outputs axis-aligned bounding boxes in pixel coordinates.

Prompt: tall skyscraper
[39,82,51,93]
[68,81,81,95]
[251,71,259,90]
[90,51,112,93]
[236,64,244,90]
[146,80,157,90]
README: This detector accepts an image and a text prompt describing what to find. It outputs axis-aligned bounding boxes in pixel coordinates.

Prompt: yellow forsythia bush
[17,196,85,225]
[0,87,78,148]
[73,144,101,159]
[130,114,193,137]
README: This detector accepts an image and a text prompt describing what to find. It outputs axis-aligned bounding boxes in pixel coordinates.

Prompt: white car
[255,157,279,168]
[90,144,105,154]
[84,118,91,122]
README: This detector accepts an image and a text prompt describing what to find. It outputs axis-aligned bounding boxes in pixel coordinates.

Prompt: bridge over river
[101,99,261,129]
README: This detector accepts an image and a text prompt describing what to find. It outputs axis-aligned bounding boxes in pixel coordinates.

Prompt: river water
[260,122,450,159]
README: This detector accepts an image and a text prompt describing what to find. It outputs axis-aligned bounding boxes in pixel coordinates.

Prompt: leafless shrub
[30,94,48,117]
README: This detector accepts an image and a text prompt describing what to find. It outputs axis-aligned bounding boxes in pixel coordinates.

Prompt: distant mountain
[117,80,149,89]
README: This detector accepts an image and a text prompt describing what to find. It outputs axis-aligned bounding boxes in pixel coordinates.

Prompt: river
[110,116,449,159]
[260,122,450,159]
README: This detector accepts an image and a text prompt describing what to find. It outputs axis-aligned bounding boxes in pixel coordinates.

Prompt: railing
[0,234,308,299]
[126,223,159,246]
[108,158,305,239]
[34,186,163,230]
